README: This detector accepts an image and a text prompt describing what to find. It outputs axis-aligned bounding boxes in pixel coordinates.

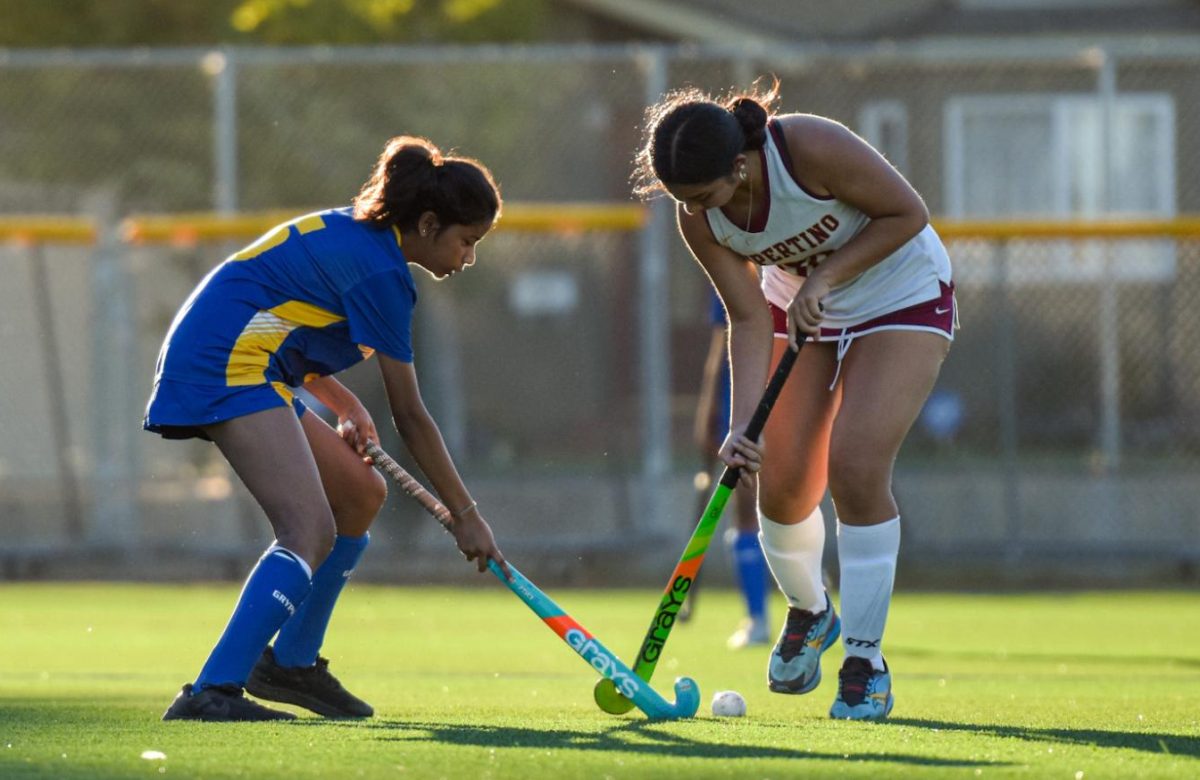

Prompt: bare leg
[758,339,841,522]
[204,406,335,570]
[828,331,950,526]
[300,410,388,537]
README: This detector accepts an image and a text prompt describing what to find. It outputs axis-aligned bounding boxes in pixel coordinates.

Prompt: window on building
[945,92,1176,283]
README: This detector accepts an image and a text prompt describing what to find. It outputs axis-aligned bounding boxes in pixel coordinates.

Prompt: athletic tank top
[704,118,951,330]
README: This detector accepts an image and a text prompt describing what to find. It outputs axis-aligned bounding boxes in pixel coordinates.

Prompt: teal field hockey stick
[365,443,700,721]
[594,340,803,714]
[486,560,700,720]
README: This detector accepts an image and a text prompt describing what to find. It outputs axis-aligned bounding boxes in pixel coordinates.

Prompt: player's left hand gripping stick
[365,442,700,721]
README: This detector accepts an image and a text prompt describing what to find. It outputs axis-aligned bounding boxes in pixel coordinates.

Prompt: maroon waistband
[770,281,955,339]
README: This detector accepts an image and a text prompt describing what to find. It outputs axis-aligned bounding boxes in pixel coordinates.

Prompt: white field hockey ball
[710,690,747,717]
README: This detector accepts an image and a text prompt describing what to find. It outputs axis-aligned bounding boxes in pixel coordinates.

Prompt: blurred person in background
[634,79,954,721]
[683,288,771,649]
[145,135,506,721]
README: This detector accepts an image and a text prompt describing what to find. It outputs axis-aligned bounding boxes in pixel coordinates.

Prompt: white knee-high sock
[758,507,827,614]
[837,516,900,671]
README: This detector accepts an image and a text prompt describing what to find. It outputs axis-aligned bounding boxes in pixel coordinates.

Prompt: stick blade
[668,676,701,719]
[593,677,636,715]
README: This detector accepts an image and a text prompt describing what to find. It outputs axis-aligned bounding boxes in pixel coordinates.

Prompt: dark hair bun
[728,97,768,150]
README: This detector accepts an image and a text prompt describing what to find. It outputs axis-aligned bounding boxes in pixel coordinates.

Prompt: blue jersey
[145,207,416,438]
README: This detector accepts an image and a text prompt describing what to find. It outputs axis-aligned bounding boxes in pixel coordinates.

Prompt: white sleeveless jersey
[704,119,952,330]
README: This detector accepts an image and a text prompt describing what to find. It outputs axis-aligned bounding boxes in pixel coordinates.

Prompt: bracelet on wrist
[450,500,478,518]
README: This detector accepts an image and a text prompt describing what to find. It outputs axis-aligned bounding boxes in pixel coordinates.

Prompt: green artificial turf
[0,584,1196,778]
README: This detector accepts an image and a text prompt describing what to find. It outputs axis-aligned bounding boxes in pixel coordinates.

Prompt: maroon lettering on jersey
[744,213,841,269]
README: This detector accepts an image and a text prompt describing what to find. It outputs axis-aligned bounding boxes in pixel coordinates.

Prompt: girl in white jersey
[634,80,954,721]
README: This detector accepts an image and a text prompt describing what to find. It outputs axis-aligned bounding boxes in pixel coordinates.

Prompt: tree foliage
[0,0,551,47]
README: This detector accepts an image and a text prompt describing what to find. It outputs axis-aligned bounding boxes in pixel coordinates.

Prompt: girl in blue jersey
[149,135,506,722]
[686,289,771,649]
[634,81,954,722]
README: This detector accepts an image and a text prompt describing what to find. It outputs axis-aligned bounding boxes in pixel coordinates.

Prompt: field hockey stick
[594,339,803,714]
[364,442,701,721]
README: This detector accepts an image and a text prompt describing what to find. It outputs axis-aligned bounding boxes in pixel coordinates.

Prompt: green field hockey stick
[364,442,701,721]
[594,339,803,714]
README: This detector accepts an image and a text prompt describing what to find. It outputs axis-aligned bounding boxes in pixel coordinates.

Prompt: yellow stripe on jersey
[229,213,327,262]
[271,381,295,405]
[295,214,326,235]
[269,300,345,329]
[225,300,347,386]
[229,224,290,262]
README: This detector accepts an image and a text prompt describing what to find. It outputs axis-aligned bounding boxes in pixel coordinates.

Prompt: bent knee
[331,467,388,528]
[274,510,336,568]
[759,478,825,522]
[827,449,894,509]
[828,458,889,495]
[360,467,388,515]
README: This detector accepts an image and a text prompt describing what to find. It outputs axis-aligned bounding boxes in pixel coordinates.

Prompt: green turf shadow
[296,718,1005,769]
[885,718,1199,758]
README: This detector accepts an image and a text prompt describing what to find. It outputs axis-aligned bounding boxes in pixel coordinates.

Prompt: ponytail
[354,135,501,232]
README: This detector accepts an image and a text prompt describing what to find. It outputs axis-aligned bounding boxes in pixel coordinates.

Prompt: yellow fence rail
[4,213,1200,246]
[121,202,647,244]
[933,217,1200,240]
[0,216,97,244]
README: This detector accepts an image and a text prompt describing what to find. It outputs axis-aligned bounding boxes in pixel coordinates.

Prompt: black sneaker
[246,647,373,718]
[162,683,297,721]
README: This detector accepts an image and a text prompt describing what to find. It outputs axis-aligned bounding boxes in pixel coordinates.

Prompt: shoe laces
[309,657,344,690]
[837,656,874,706]
[777,606,823,661]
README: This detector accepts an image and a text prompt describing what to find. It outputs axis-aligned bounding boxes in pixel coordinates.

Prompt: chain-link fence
[1,42,1197,585]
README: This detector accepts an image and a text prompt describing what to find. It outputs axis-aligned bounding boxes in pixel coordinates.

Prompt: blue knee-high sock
[194,544,313,690]
[733,530,769,621]
[272,533,369,668]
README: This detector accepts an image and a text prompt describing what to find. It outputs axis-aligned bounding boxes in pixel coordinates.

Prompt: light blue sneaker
[767,594,840,694]
[727,617,771,649]
[829,656,894,720]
